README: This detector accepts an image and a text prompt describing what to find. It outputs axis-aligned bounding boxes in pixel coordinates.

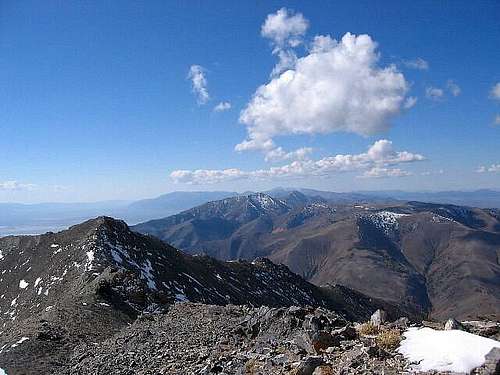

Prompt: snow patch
[398,327,500,373]
[85,250,95,271]
[11,336,29,348]
[19,280,29,289]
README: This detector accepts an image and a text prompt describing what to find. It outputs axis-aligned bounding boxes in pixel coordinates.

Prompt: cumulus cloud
[187,65,209,105]
[404,58,429,70]
[476,164,500,173]
[0,180,36,191]
[425,86,444,101]
[490,82,500,101]
[171,139,424,184]
[446,80,461,96]
[237,32,410,158]
[213,101,231,112]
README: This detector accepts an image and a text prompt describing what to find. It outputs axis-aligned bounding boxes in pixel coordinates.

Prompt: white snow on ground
[0,367,7,375]
[11,337,29,348]
[398,327,500,373]
[50,244,59,248]
[34,277,42,287]
[84,250,95,271]
[19,280,28,289]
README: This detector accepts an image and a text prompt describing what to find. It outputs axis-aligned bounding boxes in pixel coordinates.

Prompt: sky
[1,0,499,203]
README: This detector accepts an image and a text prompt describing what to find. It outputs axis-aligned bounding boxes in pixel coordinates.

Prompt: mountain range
[2,188,499,236]
[134,191,500,321]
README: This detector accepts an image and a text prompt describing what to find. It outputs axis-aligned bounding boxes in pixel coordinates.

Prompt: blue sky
[1,0,499,203]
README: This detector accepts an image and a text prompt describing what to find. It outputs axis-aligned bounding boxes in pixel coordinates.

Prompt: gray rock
[370,309,387,326]
[484,347,500,374]
[294,356,324,375]
[444,318,465,331]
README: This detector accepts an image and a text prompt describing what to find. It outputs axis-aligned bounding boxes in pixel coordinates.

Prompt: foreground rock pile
[50,303,494,375]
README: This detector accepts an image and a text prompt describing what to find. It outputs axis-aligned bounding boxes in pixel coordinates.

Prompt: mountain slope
[134,194,500,320]
[0,216,402,374]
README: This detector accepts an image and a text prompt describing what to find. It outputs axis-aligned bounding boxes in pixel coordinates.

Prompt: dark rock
[310,331,340,353]
[331,325,357,340]
[294,356,324,375]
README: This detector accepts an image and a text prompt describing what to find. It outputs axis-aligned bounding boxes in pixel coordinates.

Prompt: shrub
[376,328,402,351]
[357,322,379,336]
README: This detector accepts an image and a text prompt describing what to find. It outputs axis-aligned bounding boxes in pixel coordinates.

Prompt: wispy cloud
[490,82,500,101]
[0,180,37,191]
[403,57,429,70]
[213,101,231,112]
[187,65,209,105]
[493,114,500,127]
[446,80,461,97]
[425,86,444,101]
[476,164,500,173]
[359,167,412,178]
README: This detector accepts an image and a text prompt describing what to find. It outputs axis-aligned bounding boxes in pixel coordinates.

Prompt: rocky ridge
[0,216,407,374]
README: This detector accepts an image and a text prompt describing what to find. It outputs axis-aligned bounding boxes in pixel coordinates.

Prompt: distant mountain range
[134,191,500,320]
[1,188,499,236]
[0,191,237,236]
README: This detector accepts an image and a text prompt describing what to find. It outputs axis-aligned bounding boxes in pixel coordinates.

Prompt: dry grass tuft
[357,322,379,336]
[376,328,402,351]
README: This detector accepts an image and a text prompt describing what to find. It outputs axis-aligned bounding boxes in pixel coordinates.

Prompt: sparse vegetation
[357,322,379,336]
[376,328,402,351]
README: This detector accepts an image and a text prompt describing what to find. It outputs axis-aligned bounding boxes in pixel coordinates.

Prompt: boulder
[331,325,357,340]
[310,331,340,353]
[444,318,465,331]
[370,309,387,326]
[483,347,500,374]
[294,356,324,375]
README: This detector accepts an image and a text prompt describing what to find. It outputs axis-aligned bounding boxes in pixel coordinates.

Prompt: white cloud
[404,58,429,70]
[493,114,500,126]
[261,8,309,77]
[425,86,444,101]
[238,32,410,157]
[261,8,309,49]
[477,164,500,173]
[213,101,231,112]
[490,82,500,101]
[264,146,313,162]
[404,96,418,109]
[446,80,461,96]
[171,139,424,184]
[360,167,412,178]
[420,169,444,176]
[187,65,209,105]
[0,180,36,191]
